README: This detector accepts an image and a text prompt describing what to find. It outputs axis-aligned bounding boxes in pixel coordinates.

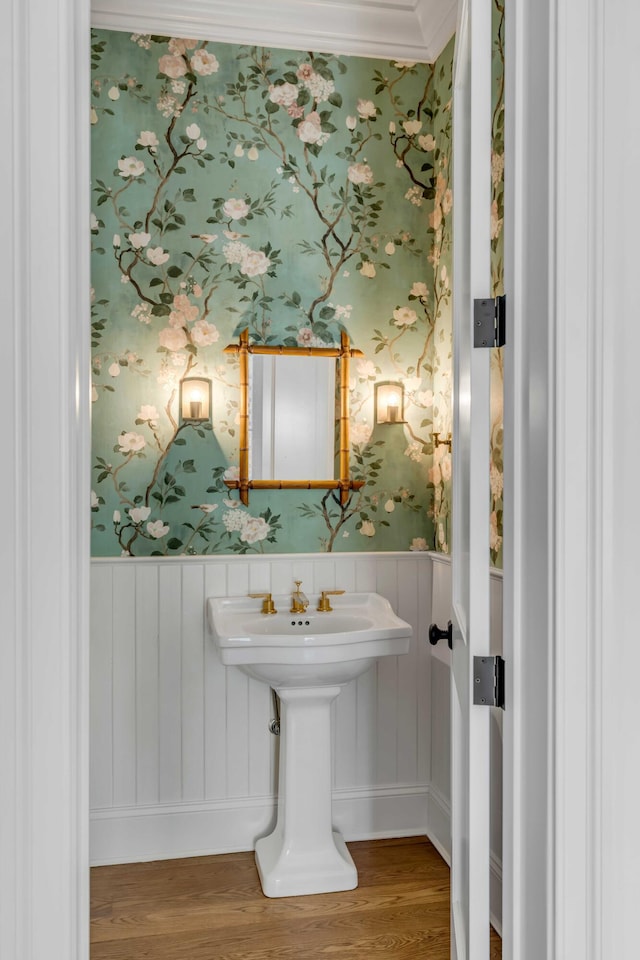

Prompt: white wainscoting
[90,551,435,864]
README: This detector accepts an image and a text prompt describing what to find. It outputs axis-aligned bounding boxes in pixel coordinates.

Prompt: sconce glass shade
[180,376,211,422]
[375,381,405,424]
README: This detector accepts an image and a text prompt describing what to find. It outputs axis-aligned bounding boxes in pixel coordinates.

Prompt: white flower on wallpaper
[356,99,376,119]
[117,432,146,454]
[129,505,151,524]
[118,157,145,178]
[128,231,150,249]
[222,198,250,220]
[392,306,417,327]
[137,130,159,151]
[147,520,170,538]
[269,82,299,107]
[147,247,169,265]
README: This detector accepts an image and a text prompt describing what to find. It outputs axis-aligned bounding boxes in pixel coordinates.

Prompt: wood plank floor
[91,837,501,959]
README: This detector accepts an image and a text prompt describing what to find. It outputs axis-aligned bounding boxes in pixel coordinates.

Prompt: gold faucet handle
[248,592,277,615]
[317,589,345,612]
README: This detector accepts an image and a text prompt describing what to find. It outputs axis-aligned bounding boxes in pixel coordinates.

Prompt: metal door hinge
[474,295,506,348]
[473,655,505,709]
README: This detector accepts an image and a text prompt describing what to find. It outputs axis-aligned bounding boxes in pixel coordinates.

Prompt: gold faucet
[317,589,345,612]
[249,592,277,615]
[290,580,309,614]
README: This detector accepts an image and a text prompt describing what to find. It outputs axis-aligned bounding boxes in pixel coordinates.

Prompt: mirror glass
[250,355,336,481]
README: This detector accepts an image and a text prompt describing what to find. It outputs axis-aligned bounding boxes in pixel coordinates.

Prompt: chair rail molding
[90,0,458,63]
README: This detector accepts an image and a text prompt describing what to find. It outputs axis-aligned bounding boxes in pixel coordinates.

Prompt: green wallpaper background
[90,30,458,556]
[89,13,503,560]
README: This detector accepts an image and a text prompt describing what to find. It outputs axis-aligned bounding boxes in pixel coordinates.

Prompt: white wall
[90,551,435,863]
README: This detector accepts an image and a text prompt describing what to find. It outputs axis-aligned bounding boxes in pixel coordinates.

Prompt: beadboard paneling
[90,552,432,863]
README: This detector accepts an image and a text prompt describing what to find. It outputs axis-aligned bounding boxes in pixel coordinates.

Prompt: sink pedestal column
[255,685,357,898]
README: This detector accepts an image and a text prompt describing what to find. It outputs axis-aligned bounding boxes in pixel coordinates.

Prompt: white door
[450,0,493,956]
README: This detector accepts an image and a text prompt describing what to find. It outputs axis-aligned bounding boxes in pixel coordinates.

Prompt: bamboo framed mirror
[223,330,365,505]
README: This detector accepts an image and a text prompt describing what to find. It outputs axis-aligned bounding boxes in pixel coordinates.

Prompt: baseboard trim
[425,784,503,936]
[90,784,429,865]
[490,849,503,937]
[426,784,451,865]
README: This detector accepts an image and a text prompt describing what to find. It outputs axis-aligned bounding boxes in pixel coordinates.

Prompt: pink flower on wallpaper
[296,63,314,81]
[191,319,220,347]
[158,54,187,79]
[350,421,372,446]
[347,163,374,185]
[190,49,219,76]
[429,204,443,230]
[491,199,503,240]
[169,294,199,326]
[159,326,188,351]
[428,464,442,485]
[296,327,325,348]
[168,37,198,56]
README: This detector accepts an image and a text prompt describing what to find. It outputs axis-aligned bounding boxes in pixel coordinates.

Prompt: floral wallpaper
[490,0,505,567]
[90,30,454,557]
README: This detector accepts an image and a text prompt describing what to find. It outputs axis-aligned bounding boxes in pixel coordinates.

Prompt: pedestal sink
[207,591,412,897]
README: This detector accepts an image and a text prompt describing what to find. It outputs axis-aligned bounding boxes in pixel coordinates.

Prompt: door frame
[3,0,634,957]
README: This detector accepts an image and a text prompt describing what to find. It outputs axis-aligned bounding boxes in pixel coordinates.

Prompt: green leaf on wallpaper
[151,305,170,316]
[167,538,183,550]
[167,266,182,278]
[173,438,186,446]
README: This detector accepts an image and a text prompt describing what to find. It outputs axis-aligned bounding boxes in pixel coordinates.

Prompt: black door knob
[429,620,453,650]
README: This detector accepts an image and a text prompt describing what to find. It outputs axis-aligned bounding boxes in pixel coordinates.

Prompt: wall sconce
[180,376,211,422]
[375,381,405,424]
[433,431,452,450]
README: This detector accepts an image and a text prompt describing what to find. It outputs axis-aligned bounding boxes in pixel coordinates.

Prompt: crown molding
[91,0,457,63]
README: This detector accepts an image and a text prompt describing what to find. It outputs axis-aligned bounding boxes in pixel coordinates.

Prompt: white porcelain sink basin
[206,590,412,898]
[207,591,412,686]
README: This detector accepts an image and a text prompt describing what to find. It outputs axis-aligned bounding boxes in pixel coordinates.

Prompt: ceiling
[91,0,458,63]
